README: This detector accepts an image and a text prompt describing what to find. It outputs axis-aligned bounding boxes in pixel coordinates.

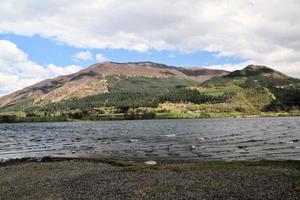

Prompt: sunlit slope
[202,65,300,113]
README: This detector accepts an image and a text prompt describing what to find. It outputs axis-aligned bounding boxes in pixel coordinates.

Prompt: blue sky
[0,0,299,96]
[1,33,245,68]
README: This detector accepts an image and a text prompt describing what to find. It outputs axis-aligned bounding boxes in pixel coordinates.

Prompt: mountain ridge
[227,64,288,78]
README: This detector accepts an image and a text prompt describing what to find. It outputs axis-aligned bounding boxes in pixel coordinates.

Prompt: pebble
[144,160,157,165]
[189,145,196,150]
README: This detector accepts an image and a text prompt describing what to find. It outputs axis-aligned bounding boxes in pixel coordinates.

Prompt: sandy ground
[0,158,299,200]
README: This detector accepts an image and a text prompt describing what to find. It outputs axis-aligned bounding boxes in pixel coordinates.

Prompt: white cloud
[72,50,93,62]
[0,40,82,96]
[203,60,300,78]
[47,64,83,77]
[203,61,253,72]
[0,0,299,76]
[95,53,107,62]
[72,51,108,63]
[72,50,108,63]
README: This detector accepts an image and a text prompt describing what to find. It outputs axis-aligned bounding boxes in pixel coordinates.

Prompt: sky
[0,0,300,96]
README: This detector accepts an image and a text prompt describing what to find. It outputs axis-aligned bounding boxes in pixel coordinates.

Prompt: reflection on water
[0,117,299,161]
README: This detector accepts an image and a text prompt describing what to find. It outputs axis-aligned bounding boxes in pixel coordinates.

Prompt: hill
[0,62,228,110]
[227,65,288,78]
[0,63,299,122]
[203,65,300,113]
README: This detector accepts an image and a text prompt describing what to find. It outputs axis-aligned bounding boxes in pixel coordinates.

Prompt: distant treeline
[0,115,18,123]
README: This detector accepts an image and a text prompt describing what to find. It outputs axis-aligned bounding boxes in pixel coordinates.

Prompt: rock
[189,145,196,150]
[144,160,157,165]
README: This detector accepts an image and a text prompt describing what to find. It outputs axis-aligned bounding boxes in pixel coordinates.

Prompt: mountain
[227,65,288,78]
[0,62,229,110]
[206,64,299,87]
[204,65,300,112]
[0,62,299,122]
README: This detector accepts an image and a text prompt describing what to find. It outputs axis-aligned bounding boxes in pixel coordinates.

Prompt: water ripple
[0,117,300,161]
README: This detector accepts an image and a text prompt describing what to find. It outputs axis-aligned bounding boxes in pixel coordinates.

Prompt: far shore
[1,111,300,124]
[1,157,299,200]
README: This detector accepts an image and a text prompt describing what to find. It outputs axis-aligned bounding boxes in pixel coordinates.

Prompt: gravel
[0,159,299,200]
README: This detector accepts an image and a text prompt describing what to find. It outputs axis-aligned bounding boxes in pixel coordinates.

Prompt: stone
[144,160,157,165]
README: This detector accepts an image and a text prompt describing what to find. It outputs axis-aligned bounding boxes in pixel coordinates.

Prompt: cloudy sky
[0,0,300,96]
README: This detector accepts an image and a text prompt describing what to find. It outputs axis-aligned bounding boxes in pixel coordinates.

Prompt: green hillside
[204,65,300,113]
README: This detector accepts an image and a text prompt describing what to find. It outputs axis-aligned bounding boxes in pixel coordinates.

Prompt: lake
[0,117,299,161]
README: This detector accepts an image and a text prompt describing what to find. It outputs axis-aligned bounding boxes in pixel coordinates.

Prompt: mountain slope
[0,62,229,109]
[203,65,300,112]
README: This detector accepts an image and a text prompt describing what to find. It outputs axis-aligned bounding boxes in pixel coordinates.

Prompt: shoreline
[1,156,299,199]
[1,156,300,165]
[1,113,300,124]
[0,156,300,165]
[1,156,300,167]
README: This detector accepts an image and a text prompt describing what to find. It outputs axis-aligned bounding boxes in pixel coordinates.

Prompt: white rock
[144,160,157,165]
[189,145,196,150]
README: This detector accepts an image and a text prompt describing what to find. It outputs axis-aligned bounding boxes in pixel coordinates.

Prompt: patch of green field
[203,91,225,97]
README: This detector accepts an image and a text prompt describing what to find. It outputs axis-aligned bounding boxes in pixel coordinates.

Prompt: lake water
[0,117,299,161]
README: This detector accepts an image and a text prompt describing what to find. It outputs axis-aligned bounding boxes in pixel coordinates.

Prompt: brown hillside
[0,62,230,108]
